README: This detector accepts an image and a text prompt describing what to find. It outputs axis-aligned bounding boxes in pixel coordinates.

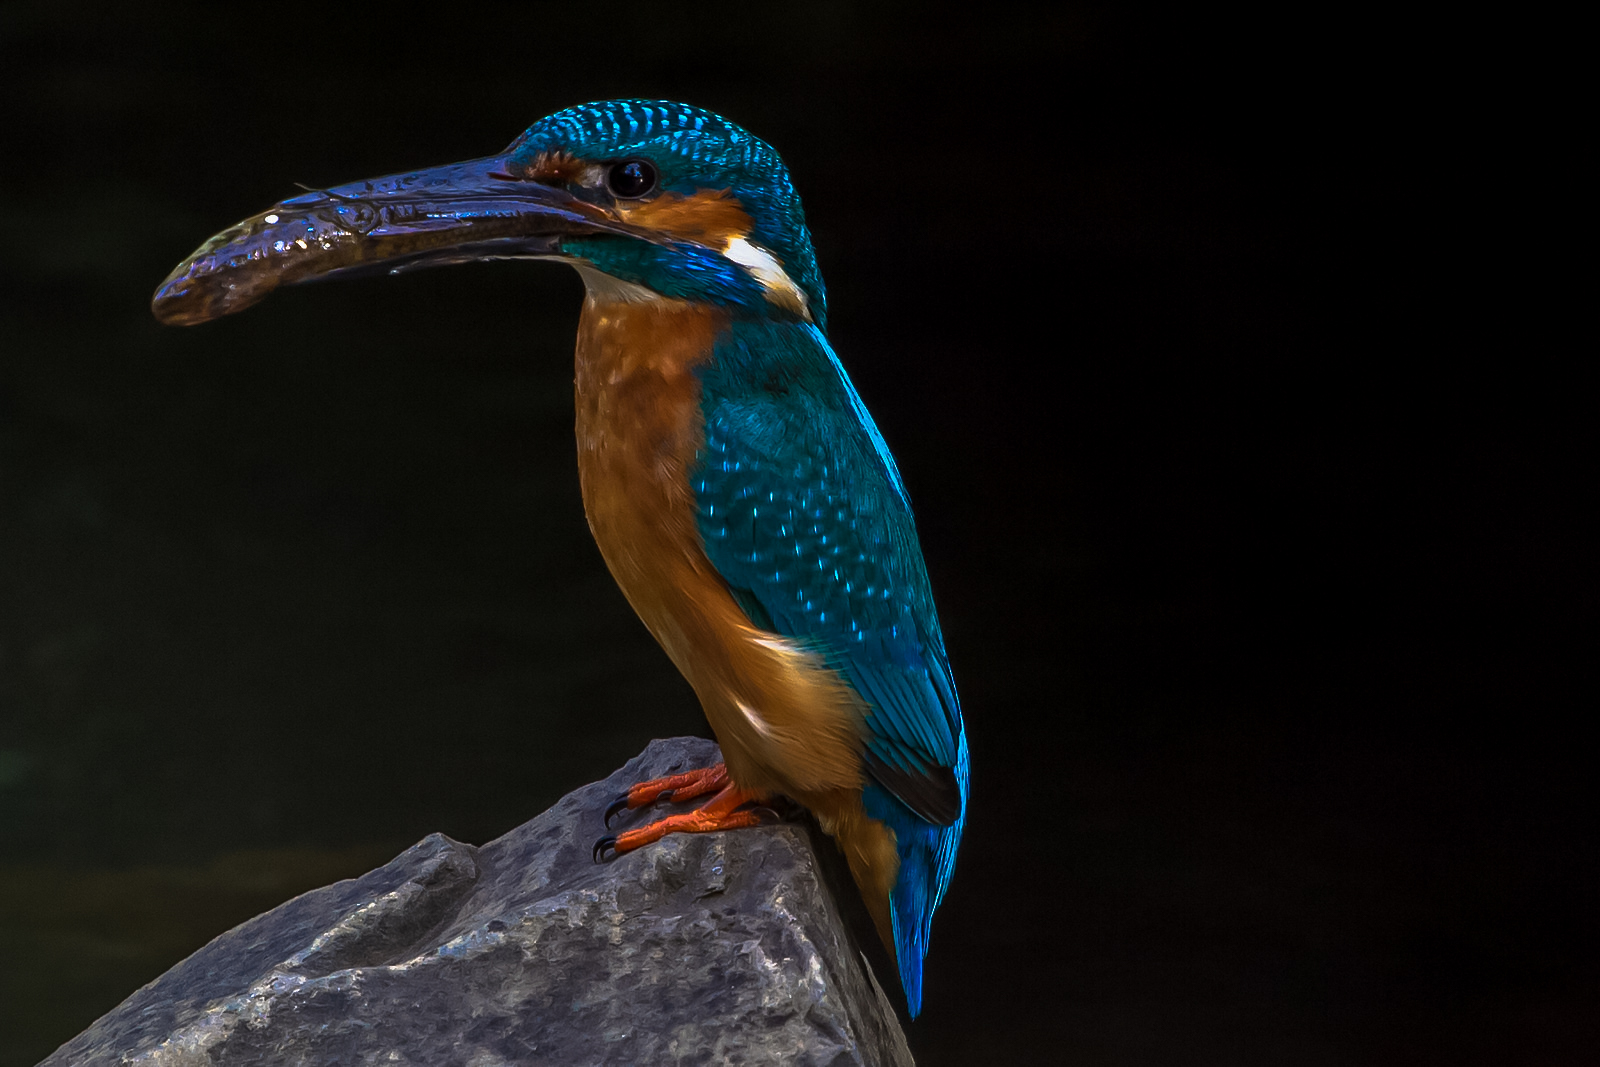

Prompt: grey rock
[41,737,913,1067]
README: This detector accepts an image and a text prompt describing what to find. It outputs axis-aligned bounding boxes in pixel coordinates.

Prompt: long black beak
[152,155,636,326]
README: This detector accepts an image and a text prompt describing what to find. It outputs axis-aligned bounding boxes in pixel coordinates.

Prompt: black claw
[603,794,631,829]
[593,835,618,863]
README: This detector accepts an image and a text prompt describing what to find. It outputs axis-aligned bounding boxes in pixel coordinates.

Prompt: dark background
[0,3,1590,1065]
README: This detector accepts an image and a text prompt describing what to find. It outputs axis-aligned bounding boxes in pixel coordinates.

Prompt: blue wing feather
[693,319,969,1014]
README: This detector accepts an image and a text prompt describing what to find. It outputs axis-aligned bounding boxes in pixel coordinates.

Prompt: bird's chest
[573,297,718,482]
[571,295,728,667]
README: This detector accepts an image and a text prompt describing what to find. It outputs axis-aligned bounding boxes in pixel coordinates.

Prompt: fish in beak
[152,154,653,326]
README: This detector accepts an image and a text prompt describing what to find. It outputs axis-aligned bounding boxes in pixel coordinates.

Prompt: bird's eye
[607,159,657,198]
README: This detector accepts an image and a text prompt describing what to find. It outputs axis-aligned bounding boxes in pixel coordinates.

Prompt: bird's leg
[593,782,770,862]
[603,762,730,828]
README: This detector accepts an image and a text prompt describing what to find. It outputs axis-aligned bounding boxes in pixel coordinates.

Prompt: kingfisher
[153,100,968,1015]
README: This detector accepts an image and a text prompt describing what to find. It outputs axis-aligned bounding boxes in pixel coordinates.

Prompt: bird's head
[152,100,826,329]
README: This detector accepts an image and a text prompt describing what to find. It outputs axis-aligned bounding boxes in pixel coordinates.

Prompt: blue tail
[862,729,969,1016]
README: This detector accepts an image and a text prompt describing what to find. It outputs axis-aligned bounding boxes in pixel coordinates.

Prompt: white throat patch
[574,264,666,305]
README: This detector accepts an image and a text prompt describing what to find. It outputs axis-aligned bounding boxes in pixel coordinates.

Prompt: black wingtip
[864,752,963,826]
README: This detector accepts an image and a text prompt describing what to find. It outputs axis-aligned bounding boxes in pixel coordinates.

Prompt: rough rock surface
[42,737,913,1067]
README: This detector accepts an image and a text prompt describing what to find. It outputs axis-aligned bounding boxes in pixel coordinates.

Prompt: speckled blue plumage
[693,318,969,1016]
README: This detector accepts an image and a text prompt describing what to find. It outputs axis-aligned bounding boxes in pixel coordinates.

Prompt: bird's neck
[570,282,726,434]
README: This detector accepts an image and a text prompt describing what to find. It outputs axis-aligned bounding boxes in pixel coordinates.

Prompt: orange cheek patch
[620,188,753,245]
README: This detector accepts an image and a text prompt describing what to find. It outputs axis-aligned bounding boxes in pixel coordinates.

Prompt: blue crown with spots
[508,101,827,326]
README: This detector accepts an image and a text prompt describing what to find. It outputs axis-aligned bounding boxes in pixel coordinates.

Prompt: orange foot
[592,780,771,863]
[603,762,731,828]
